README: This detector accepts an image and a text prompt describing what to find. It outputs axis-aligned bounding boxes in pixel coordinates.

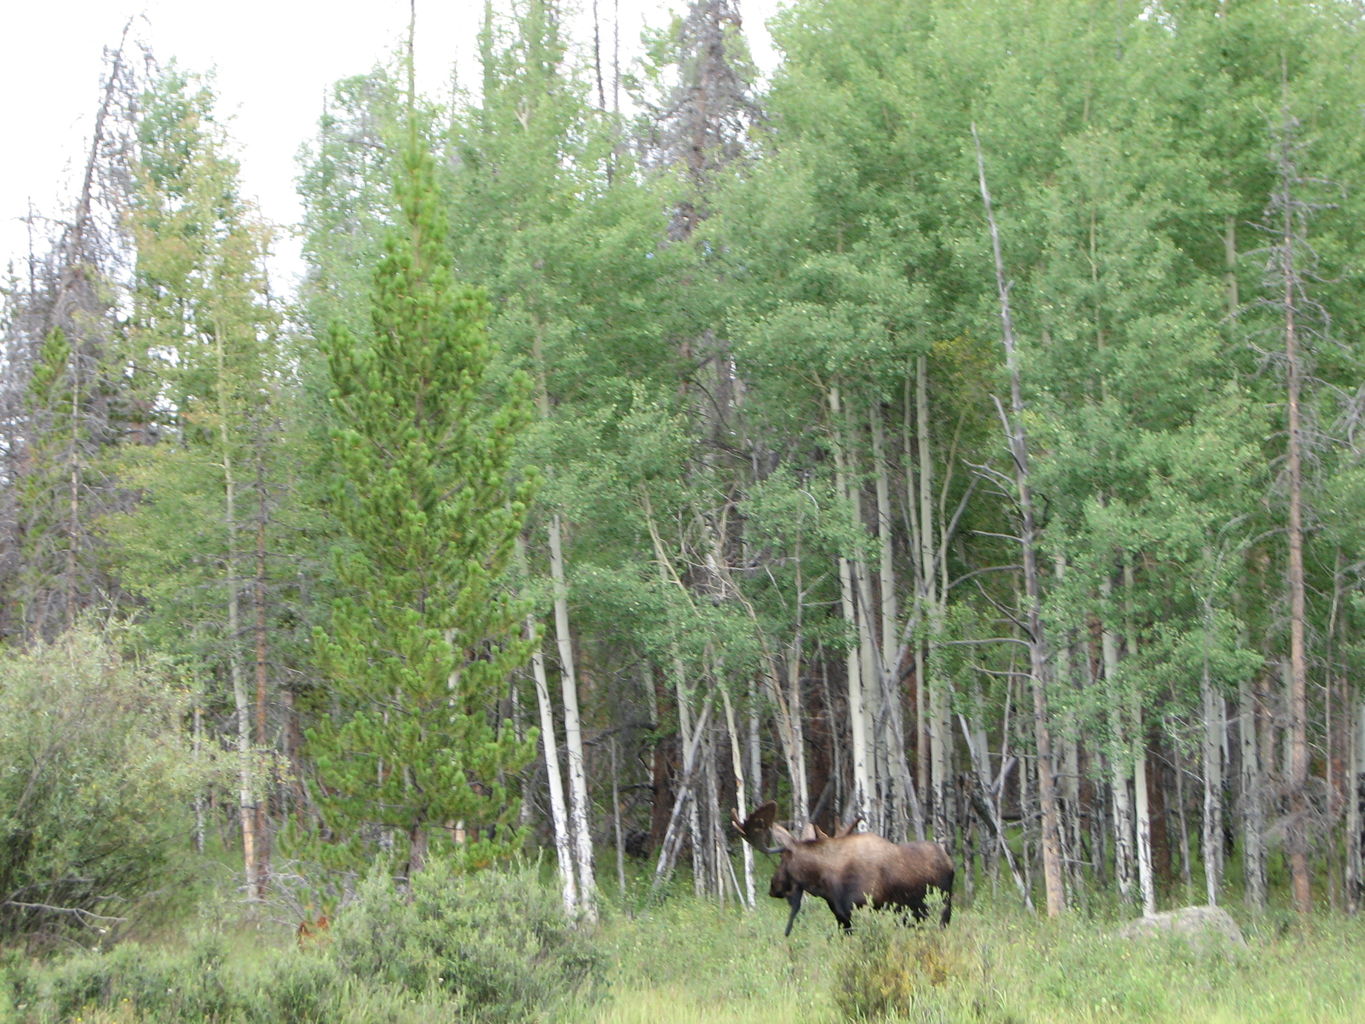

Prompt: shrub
[831,909,983,1021]
[330,857,605,1022]
[0,623,209,948]
[36,933,235,1022]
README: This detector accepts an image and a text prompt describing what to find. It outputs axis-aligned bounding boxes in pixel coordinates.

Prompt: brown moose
[296,913,330,947]
[733,801,954,934]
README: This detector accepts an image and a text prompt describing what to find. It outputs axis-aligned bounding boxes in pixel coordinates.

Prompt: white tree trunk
[1134,744,1156,916]
[1100,578,1136,906]
[975,125,1065,915]
[1201,655,1225,905]
[548,513,597,922]
[913,357,951,843]
[1239,675,1267,909]
[517,537,577,915]
[532,621,578,915]
[216,322,260,902]
[1052,558,1084,903]
[830,384,871,827]
[721,686,755,908]
[871,403,911,838]
[651,697,713,891]
[1124,560,1155,917]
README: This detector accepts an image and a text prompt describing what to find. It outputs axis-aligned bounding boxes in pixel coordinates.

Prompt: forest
[4,0,1365,1003]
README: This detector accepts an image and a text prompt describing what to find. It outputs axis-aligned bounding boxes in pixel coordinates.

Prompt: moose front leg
[783,887,804,936]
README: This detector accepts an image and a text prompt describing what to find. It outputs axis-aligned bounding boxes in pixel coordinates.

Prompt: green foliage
[5,861,603,1023]
[9,889,1365,1023]
[0,623,209,947]
[305,108,537,874]
[296,68,409,339]
[330,858,604,1022]
[830,907,988,1022]
[104,62,285,711]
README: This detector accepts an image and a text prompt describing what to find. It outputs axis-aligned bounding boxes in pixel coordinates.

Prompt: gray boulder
[1115,905,1245,949]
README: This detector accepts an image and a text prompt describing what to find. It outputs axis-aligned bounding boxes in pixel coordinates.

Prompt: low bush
[830,909,988,1022]
[330,857,605,1022]
[4,859,604,1023]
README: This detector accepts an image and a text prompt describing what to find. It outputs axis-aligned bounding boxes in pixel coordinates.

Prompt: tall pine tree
[306,91,536,879]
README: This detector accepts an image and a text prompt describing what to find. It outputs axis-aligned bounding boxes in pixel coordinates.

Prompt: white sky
[1,0,777,295]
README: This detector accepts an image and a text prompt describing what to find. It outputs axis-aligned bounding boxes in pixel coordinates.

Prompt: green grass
[590,891,1365,1023]
[7,878,1365,1023]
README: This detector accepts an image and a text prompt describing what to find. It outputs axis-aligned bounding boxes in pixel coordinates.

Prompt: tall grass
[593,889,1365,1023]
[5,876,1365,1023]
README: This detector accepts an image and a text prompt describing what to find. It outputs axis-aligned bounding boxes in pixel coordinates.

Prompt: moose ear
[833,814,862,838]
[770,822,799,851]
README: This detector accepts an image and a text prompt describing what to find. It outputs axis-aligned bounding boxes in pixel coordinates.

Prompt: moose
[733,801,954,934]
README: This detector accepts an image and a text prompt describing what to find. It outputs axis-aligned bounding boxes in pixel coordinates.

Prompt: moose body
[735,802,954,934]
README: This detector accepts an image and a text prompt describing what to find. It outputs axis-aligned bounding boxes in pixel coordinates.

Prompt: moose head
[733,801,954,934]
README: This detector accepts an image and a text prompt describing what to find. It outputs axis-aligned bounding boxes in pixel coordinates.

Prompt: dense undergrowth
[4,863,1364,1023]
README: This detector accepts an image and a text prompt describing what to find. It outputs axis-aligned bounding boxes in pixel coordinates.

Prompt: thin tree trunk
[1282,194,1312,917]
[870,403,912,840]
[252,433,272,894]
[721,685,755,908]
[1348,698,1362,913]
[1134,743,1156,915]
[532,318,596,922]
[975,124,1065,916]
[1201,637,1225,905]
[521,565,576,916]
[215,320,260,903]
[913,358,954,846]
[652,697,714,890]
[548,512,597,922]
[1173,745,1193,891]
[193,701,207,854]
[906,367,931,837]
[610,738,626,897]
[1101,586,1136,907]
[1052,558,1084,906]
[1124,561,1156,916]
[1240,674,1267,909]
[830,384,872,827]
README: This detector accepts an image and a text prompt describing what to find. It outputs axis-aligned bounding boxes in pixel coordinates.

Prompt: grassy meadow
[4,862,1365,1024]
[595,891,1365,1024]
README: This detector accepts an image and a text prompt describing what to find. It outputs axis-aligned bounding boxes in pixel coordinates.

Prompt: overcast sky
[1,0,777,293]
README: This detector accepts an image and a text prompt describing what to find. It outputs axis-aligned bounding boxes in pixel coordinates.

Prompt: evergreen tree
[306,110,537,879]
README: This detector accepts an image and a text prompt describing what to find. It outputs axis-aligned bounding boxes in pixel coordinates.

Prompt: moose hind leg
[829,895,855,932]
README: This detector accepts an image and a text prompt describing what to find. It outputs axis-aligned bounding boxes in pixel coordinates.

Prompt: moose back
[733,802,954,934]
